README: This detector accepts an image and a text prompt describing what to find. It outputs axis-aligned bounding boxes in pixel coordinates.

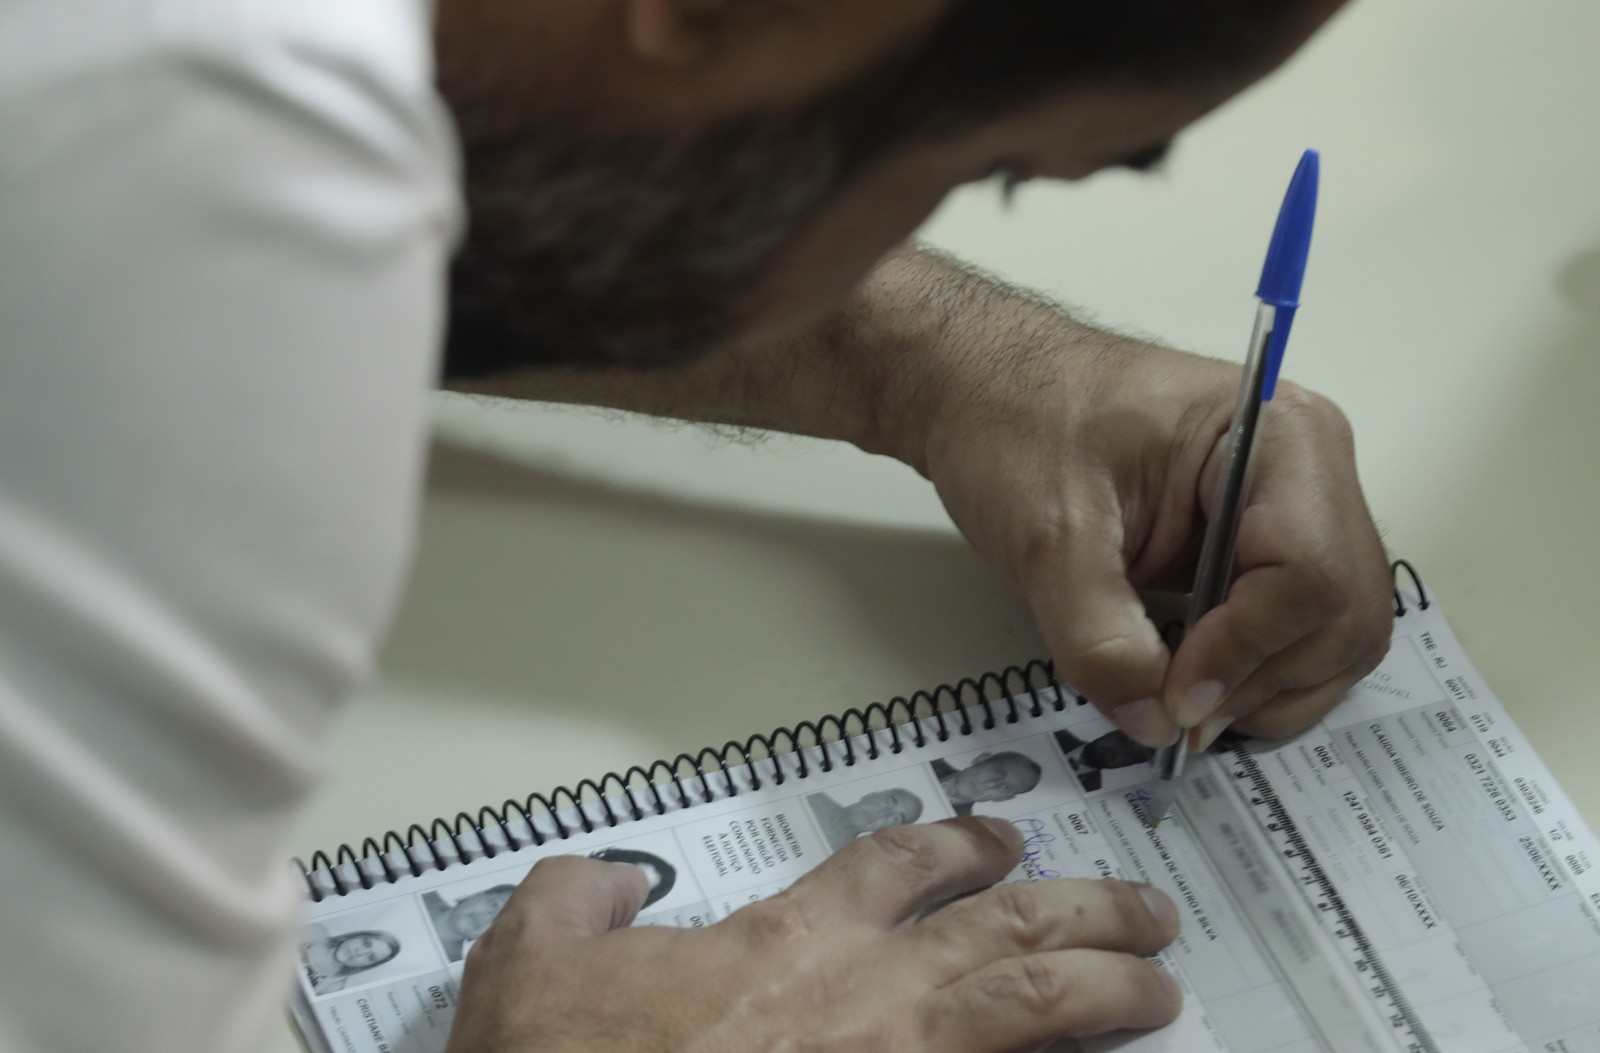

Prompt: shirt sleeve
[0,3,458,1049]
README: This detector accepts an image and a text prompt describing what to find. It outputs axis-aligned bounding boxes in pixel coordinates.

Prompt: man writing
[0,0,1393,1050]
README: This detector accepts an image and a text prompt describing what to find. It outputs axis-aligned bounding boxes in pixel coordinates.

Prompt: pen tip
[1141,783,1176,829]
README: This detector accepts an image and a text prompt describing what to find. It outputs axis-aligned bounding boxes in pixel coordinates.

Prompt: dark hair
[983,751,1043,790]
[328,930,402,975]
[858,0,1319,145]
[590,847,678,907]
[724,0,1326,190]
[1083,730,1155,770]
[442,0,1322,377]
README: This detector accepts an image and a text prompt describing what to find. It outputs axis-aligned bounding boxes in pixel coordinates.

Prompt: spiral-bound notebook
[291,565,1600,1053]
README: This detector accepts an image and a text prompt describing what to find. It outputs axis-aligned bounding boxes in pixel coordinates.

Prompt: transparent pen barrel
[1186,301,1277,628]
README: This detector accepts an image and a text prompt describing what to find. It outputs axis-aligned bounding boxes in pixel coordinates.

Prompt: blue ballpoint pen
[1144,150,1320,828]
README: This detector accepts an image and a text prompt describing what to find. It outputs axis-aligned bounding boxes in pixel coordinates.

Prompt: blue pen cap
[1256,150,1319,307]
[1256,149,1319,399]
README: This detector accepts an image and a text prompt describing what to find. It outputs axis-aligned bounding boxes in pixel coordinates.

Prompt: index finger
[491,856,651,951]
[751,818,1022,932]
[1163,556,1333,727]
[901,878,1179,984]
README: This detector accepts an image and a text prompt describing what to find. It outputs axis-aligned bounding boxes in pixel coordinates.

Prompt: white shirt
[0,2,458,1049]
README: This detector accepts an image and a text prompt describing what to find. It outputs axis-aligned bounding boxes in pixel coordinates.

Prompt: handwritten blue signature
[1014,817,1063,881]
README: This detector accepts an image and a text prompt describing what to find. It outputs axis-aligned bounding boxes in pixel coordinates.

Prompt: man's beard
[435,0,1318,379]
[443,109,859,377]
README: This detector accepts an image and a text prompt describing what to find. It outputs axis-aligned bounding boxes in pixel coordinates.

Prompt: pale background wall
[277,1,1600,1045]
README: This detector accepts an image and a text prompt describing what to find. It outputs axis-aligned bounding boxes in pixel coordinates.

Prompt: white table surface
[276,1,1600,1048]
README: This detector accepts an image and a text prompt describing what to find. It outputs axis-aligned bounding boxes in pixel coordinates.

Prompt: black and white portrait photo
[1054,728,1153,794]
[422,884,516,963]
[804,787,924,851]
[299,922,405,996]
[929,751,1043,816]
[299,898,437,997]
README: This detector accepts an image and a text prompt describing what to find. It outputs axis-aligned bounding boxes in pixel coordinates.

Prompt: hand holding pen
[897,155,1392,801]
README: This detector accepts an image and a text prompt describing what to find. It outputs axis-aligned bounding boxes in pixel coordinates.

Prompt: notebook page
[289,599,1600,1053]
[1282,599,1600,1052]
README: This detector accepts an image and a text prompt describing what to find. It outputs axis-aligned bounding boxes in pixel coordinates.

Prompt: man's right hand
[445,817,1182,1053]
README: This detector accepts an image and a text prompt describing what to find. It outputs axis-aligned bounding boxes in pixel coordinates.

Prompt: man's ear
[623,0,787,68]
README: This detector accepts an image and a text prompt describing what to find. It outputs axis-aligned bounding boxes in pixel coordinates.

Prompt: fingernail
[1173,680,1226,728]
[978,816,1021,847]
[1112,698,1180,748]
[1155,963,1183,1004]
[1137,885,1179,932]
[608,861,652,901]
[1194,715,1235,752]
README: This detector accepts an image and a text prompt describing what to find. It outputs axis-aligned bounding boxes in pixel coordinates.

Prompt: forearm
[444,245,1123,473]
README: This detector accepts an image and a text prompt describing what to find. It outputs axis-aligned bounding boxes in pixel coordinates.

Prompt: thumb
[496,856,651,949]
[1025,495,1178,749]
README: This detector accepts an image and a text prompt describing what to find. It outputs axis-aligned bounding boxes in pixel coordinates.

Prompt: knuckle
[1279,382,1355,448]
[734,892,815,944]
[975,956,1069,1018]
[1013,956,1069,1016]
[863,824,944,880]
[988,882,1050,951]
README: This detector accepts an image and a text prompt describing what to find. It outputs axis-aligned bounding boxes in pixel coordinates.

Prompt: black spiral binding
[296,658,1075,901]
[1391,557,1429,616]
[297,560,1432,902]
